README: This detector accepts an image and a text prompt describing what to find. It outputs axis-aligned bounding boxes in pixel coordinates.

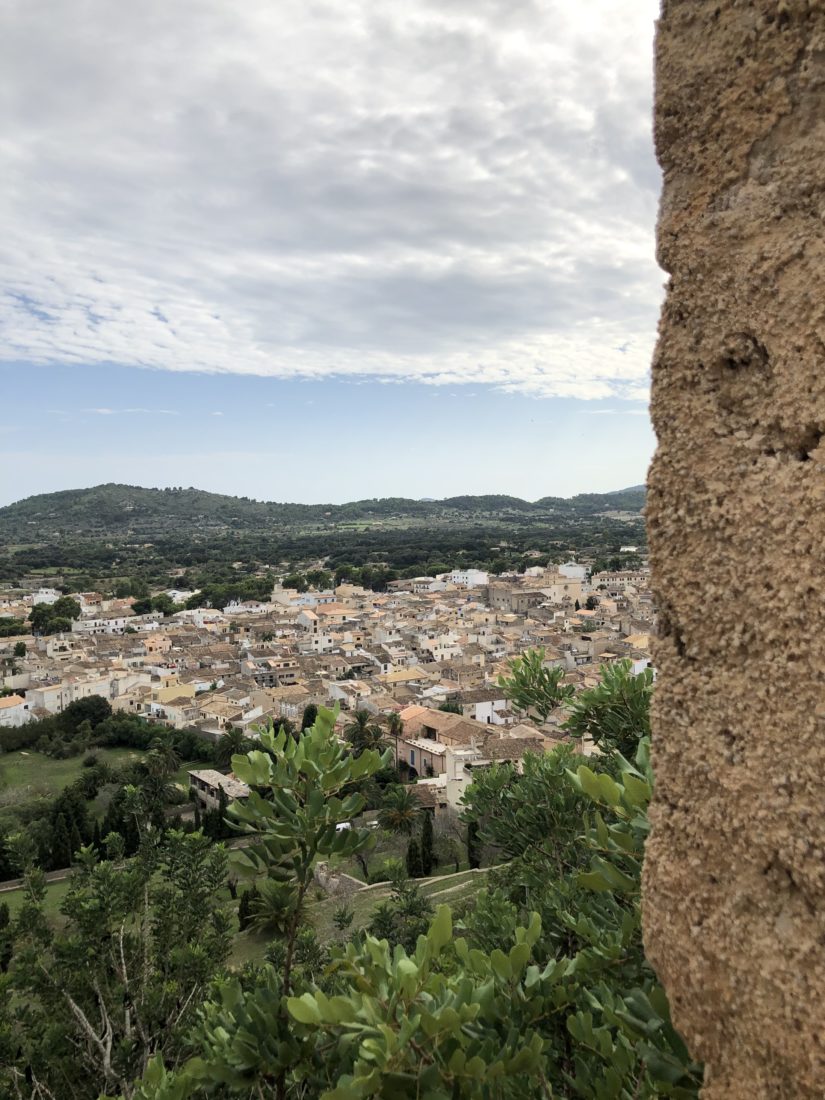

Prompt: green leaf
[428,905,452,952]
[288,993,322,1025]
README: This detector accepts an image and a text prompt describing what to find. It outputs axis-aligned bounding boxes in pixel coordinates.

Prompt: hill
[0,483,645,543]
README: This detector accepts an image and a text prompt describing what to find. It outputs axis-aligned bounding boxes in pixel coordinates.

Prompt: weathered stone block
[645,2,825,1096]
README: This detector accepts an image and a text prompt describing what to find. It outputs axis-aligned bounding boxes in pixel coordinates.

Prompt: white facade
[32,588,61,605]
[558,561,588,581]
[27,674,115,714]
[71,616,133,636]
[446,568,489,588]
[0,695,30,727]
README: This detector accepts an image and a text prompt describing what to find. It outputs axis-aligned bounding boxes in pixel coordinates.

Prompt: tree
[185,705,388,1099]
[406,836,424,878]
[497,646,574,722]
[585,594,599,610]
[151,593,177,617]
[60,694,112,730]
[438,700,462,714]
[420,810,435,876]
[215,725,251,769]
[377,785,420,835]
[237,884,257,932]
[4,829,231,1098]
[574,598,581,611]
[332,904,354,932]
[12,641,26,658]
[343,709,386,755]
[367,875,433,953]
[51,813,72,870]
[127,738,701,1100]
[51,596,82,621]
[300,703,318,731]
[563,658,652,756]
[466,819,481,869]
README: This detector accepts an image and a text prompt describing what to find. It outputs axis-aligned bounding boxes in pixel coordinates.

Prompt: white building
[446,568,489,588]
[32,588,61,605]
[0,694,31,727]
[558,561,588,581]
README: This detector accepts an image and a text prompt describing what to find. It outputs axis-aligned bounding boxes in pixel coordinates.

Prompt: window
[410,750,415,765]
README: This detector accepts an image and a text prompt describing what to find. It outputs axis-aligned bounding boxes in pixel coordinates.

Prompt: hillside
[0,483,646,543]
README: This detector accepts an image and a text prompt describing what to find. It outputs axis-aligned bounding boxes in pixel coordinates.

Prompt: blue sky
[1,363,652,505]
[0,0,661,507]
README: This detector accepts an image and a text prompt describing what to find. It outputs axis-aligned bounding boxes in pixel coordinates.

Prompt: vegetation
[563,659,653,756]
[497,646,575,721]
[112,713,697,1098]
[0,668,698,1099]
[0,484,645,593]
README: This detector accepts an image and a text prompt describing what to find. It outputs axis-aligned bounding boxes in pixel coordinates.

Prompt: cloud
[0,0,662,400]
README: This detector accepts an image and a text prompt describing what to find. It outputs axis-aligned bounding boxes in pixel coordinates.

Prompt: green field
[0,748,145,809]
[1,876,72,918]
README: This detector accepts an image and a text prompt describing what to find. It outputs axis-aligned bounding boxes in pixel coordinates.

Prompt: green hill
[0,483,645,543]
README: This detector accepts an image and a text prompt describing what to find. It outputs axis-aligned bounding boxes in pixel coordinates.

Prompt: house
[188,769,249,810]
[0,694,30,727]
[448,687,509,725]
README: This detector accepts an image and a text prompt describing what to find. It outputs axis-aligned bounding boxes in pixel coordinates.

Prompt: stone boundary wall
[644,2,825,1096]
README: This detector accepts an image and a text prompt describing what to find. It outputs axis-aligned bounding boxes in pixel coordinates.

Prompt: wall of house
[644,4,825,1097]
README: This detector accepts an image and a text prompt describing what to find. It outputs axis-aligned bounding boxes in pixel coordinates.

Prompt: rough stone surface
[644,2,825,1096]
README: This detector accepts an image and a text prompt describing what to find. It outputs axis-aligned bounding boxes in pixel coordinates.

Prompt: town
[1,558,653,818]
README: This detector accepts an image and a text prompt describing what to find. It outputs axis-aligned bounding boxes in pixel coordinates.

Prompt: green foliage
[497,647,574,721]
[367,876,433,954]
[405,836,424,879]
[438,700,462,714]
[28,596,81,635]
[377,784,421,835]
[0,617,28,637]
[3,829,231,1098]
[301,703,319,731]
[420,810,435,876]
[332,904,354,932]
[343,710,386,755]
[13,687,699,1100]
[455,741,702,1097]
[563,659,652,756]
[466,819,481,870]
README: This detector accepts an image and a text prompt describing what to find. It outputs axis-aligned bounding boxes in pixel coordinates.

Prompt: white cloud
[0,0,662,400]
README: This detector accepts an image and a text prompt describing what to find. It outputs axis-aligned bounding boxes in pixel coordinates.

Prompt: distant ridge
[0,482,646,542]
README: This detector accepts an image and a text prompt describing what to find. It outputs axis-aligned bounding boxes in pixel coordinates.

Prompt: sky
[0,0,663,507]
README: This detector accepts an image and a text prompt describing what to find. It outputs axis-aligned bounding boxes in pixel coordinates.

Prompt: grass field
[0,864,492,970]
[0,748,146,808]
[1,876,72,918]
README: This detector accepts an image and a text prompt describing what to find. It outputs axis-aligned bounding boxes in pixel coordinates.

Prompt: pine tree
[0,900,11,973]
[301,704,318,731]
[237,889,251,932]
[193,802,202,831]
[69,821,83,863]
[217,788,230,839]
[92,820,103,855]
[0,830,14,882]
[406,837,424,879]
[420,812,434,877]
[467,820,481,870]
[51,813,72,870]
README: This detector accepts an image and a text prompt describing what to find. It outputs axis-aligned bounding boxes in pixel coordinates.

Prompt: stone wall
[644,2,825,1096]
